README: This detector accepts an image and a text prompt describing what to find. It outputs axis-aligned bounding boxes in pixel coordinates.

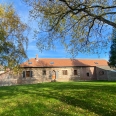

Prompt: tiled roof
[96,66,113,71]
[20,58,108,67]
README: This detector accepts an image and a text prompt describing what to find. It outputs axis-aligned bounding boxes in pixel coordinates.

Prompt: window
[43,70,46,75]
[26,71,30,77]
[87,72,89,77]
[50,62,54,64]
[94,62,98,64]
[28,62,32,64]
[74,70,77,75]
[23,71,33,78]
[62,70,68,75]
[99,71,104,75]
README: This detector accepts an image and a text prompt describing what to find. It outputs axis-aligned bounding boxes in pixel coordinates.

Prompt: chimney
[36,54,38,61]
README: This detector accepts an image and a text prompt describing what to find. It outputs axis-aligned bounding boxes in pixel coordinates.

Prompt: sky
[0,0,111,61]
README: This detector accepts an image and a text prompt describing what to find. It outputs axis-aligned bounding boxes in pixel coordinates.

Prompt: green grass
[0,82,116,116]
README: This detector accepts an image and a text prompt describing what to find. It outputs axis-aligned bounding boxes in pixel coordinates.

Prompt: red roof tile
[20,58,108,67]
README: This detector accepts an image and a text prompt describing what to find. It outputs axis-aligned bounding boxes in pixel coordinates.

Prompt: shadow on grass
[39,82,116,116]
[0,82,116,116]
[0,100,72,116]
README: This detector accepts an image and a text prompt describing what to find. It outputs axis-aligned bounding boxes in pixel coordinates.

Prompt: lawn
[0,82,116,116]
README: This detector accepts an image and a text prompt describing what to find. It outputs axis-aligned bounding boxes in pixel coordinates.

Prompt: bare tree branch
[23,0,116,55]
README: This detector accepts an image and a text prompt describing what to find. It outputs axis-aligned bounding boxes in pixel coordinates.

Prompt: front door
[52,70,56,80]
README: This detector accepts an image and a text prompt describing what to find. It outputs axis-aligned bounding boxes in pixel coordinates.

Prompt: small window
[28,62,32,64]
[99,71,104,75]
[94,62,98,64]
[62,70,68,75]
[87,72,89,77]
[74,70,77,75]
[50,62,54,64]
[43,70,46,75]
[23,71,33,78]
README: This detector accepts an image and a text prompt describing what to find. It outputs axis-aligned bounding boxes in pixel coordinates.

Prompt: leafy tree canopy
[0,4,28,69]
[109,28,116,68]
[23,0,116,56]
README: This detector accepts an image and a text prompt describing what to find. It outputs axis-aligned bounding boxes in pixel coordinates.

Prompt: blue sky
[0,0,111,60]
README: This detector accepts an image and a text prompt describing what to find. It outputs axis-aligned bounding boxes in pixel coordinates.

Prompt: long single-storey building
[0,55,116,86]
[19,55,116,84]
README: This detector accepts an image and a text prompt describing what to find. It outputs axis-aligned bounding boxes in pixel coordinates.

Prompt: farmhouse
[19,55,116,84]
[0,55,116,86]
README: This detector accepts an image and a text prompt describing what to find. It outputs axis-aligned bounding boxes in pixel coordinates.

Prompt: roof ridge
[30,58,107,60]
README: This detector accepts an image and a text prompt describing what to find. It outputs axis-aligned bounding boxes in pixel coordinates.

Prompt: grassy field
[0,82,116,116]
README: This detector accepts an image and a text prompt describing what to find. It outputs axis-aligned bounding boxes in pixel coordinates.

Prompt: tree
[24,0,116,55]
[109,28,116,68]
[0,4,28,69]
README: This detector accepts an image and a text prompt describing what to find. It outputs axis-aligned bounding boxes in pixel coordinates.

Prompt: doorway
[52,70,56,80]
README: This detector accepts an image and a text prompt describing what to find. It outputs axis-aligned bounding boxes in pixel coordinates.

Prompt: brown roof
[20,58,108,67]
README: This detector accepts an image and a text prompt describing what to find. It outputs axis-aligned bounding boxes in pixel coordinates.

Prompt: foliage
[0,4,28,69]
[0,82,116,116]
[109,28,116,68]
[23,0,116,55]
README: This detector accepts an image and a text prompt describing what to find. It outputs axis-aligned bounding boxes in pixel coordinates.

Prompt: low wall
[0,72,19,86]
[0,79,18,86]
[18,77,51,85]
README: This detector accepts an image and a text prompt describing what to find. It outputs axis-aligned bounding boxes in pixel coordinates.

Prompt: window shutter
[62,70,68,75]
[66,70,68,75]
[62,70,64,75]
[49,71,52,79]
[23,71,25,78]
[30,71,33,77]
